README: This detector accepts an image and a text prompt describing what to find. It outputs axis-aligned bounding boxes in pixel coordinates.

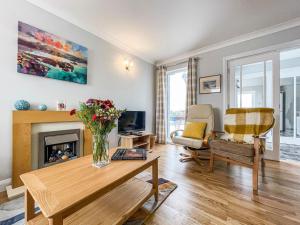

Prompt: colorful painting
[17,22,88,84]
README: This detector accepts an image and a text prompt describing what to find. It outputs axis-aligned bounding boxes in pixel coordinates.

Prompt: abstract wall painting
[17,21,88,84]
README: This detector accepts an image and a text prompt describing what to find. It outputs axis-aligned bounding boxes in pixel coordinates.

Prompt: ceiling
[26,0,300,64]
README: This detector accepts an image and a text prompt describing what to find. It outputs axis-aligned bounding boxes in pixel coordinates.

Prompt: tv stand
[119,133,151,150]
[121,131,144,136]
[131,131,144,136]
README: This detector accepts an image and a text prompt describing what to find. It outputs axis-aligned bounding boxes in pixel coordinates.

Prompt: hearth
[38,129,81,168]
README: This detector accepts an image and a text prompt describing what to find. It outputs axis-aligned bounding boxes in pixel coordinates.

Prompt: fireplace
[38,129,81,168]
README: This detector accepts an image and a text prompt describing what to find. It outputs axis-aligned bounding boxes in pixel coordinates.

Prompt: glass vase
[92,134,110,168]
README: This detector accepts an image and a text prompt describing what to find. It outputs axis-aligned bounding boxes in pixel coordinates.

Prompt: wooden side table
[119,133,151,150]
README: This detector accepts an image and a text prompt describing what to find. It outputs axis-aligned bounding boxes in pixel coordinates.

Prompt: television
[118,111,146,134]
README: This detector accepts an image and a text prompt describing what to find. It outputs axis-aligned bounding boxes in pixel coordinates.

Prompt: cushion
[172,136,203,149]
[182,122,207,139]
[187,104,214,137]
[210,140,254,157]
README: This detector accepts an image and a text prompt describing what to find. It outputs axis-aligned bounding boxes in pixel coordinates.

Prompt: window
[166,68,187,140]
[241,92,254,107]
[280,48,300,142]
[233,61,271,108]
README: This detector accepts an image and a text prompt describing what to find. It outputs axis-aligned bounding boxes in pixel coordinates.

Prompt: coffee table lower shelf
[27,178,154,225]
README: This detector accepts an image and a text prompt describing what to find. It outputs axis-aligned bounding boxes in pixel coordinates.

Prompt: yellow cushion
[182,122,207,139]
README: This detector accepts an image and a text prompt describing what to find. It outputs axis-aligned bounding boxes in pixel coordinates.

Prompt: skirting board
[0,178,25,199]
[6,185,25,199]
[0,178,11,192]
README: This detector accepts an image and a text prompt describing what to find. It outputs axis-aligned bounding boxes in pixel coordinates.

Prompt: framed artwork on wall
[199,74,221,94]
[17,21,88,84]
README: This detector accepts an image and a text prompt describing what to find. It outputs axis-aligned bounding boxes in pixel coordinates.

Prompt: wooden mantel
[12,110,92,188]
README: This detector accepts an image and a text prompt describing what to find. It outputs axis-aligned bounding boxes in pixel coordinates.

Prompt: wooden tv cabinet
[119,133,151,150]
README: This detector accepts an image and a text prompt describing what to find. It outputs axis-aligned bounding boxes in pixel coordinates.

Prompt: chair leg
[253,161,259,195]
[194,157,204,166]
[252,138,260,195]
[179,153,190,157]
[179,157,193,162]
[261,158,265,177]
[209,152,214,172]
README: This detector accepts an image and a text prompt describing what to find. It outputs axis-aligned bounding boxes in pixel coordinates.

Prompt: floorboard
[145,144,300,225]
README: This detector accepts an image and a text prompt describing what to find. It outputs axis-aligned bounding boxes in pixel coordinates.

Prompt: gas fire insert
[38,129,81,168]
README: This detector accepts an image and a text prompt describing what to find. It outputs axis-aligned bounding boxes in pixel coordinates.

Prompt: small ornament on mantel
[56,100,66,111]
[38,104,47,111]
[14,100,30,110]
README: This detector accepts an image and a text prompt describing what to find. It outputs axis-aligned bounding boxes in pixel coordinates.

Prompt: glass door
[166,68,187,141]
[279,48,300,162]
[229,52,280,160]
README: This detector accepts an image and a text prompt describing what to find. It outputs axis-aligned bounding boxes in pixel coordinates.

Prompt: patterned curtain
[155,66,167,144]
[186,58,198,116]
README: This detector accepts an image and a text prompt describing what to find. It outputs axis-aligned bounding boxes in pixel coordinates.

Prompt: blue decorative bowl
[14,100,30,110]
[38,104,47,111]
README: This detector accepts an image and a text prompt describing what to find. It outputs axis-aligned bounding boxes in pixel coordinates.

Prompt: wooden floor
[1,144,300,224]
[145,144,300,225]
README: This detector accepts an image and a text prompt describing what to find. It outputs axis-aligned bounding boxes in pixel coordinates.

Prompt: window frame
[166,67,188,142]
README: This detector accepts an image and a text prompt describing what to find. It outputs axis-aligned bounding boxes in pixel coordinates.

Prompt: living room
[1,0,300,224]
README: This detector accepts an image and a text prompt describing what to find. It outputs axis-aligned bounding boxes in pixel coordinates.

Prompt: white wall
[0,0,154,181]
[197,26,300,130]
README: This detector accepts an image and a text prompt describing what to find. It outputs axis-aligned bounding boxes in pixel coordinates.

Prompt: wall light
[124,59,133,71]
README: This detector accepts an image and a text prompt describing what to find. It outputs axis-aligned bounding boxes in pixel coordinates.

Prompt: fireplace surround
[12,110,92,188]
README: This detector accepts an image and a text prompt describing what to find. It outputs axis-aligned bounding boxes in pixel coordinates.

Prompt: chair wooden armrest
[252,135,267,139]
[211,130,225,139]
[253,137,261,156]
[252,137,261,195]
[253,136,267,155]
[170,130,184,140]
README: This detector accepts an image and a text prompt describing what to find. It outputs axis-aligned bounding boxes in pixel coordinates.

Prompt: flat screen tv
[118,111,146,134]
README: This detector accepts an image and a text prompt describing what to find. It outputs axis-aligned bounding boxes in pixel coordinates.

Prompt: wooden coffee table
[20,148,159,225]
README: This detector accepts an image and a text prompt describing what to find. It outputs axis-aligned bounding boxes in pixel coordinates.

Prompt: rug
[0,173,177,225]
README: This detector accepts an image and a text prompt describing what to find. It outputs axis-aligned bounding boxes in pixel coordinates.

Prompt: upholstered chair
[170,104,214,164]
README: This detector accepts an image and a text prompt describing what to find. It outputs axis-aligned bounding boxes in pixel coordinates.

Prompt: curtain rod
[167,60,188,68]
[156,57,199,69]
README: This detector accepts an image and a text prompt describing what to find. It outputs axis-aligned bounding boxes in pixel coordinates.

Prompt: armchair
[209,108,275,194]
[170,104,214,164]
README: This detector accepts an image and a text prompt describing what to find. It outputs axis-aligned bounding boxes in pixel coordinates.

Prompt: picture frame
[18,21,88,84]
[199,74,221,94]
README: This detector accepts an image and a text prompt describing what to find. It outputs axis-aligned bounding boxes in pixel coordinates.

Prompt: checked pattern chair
[209,108,275,194]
